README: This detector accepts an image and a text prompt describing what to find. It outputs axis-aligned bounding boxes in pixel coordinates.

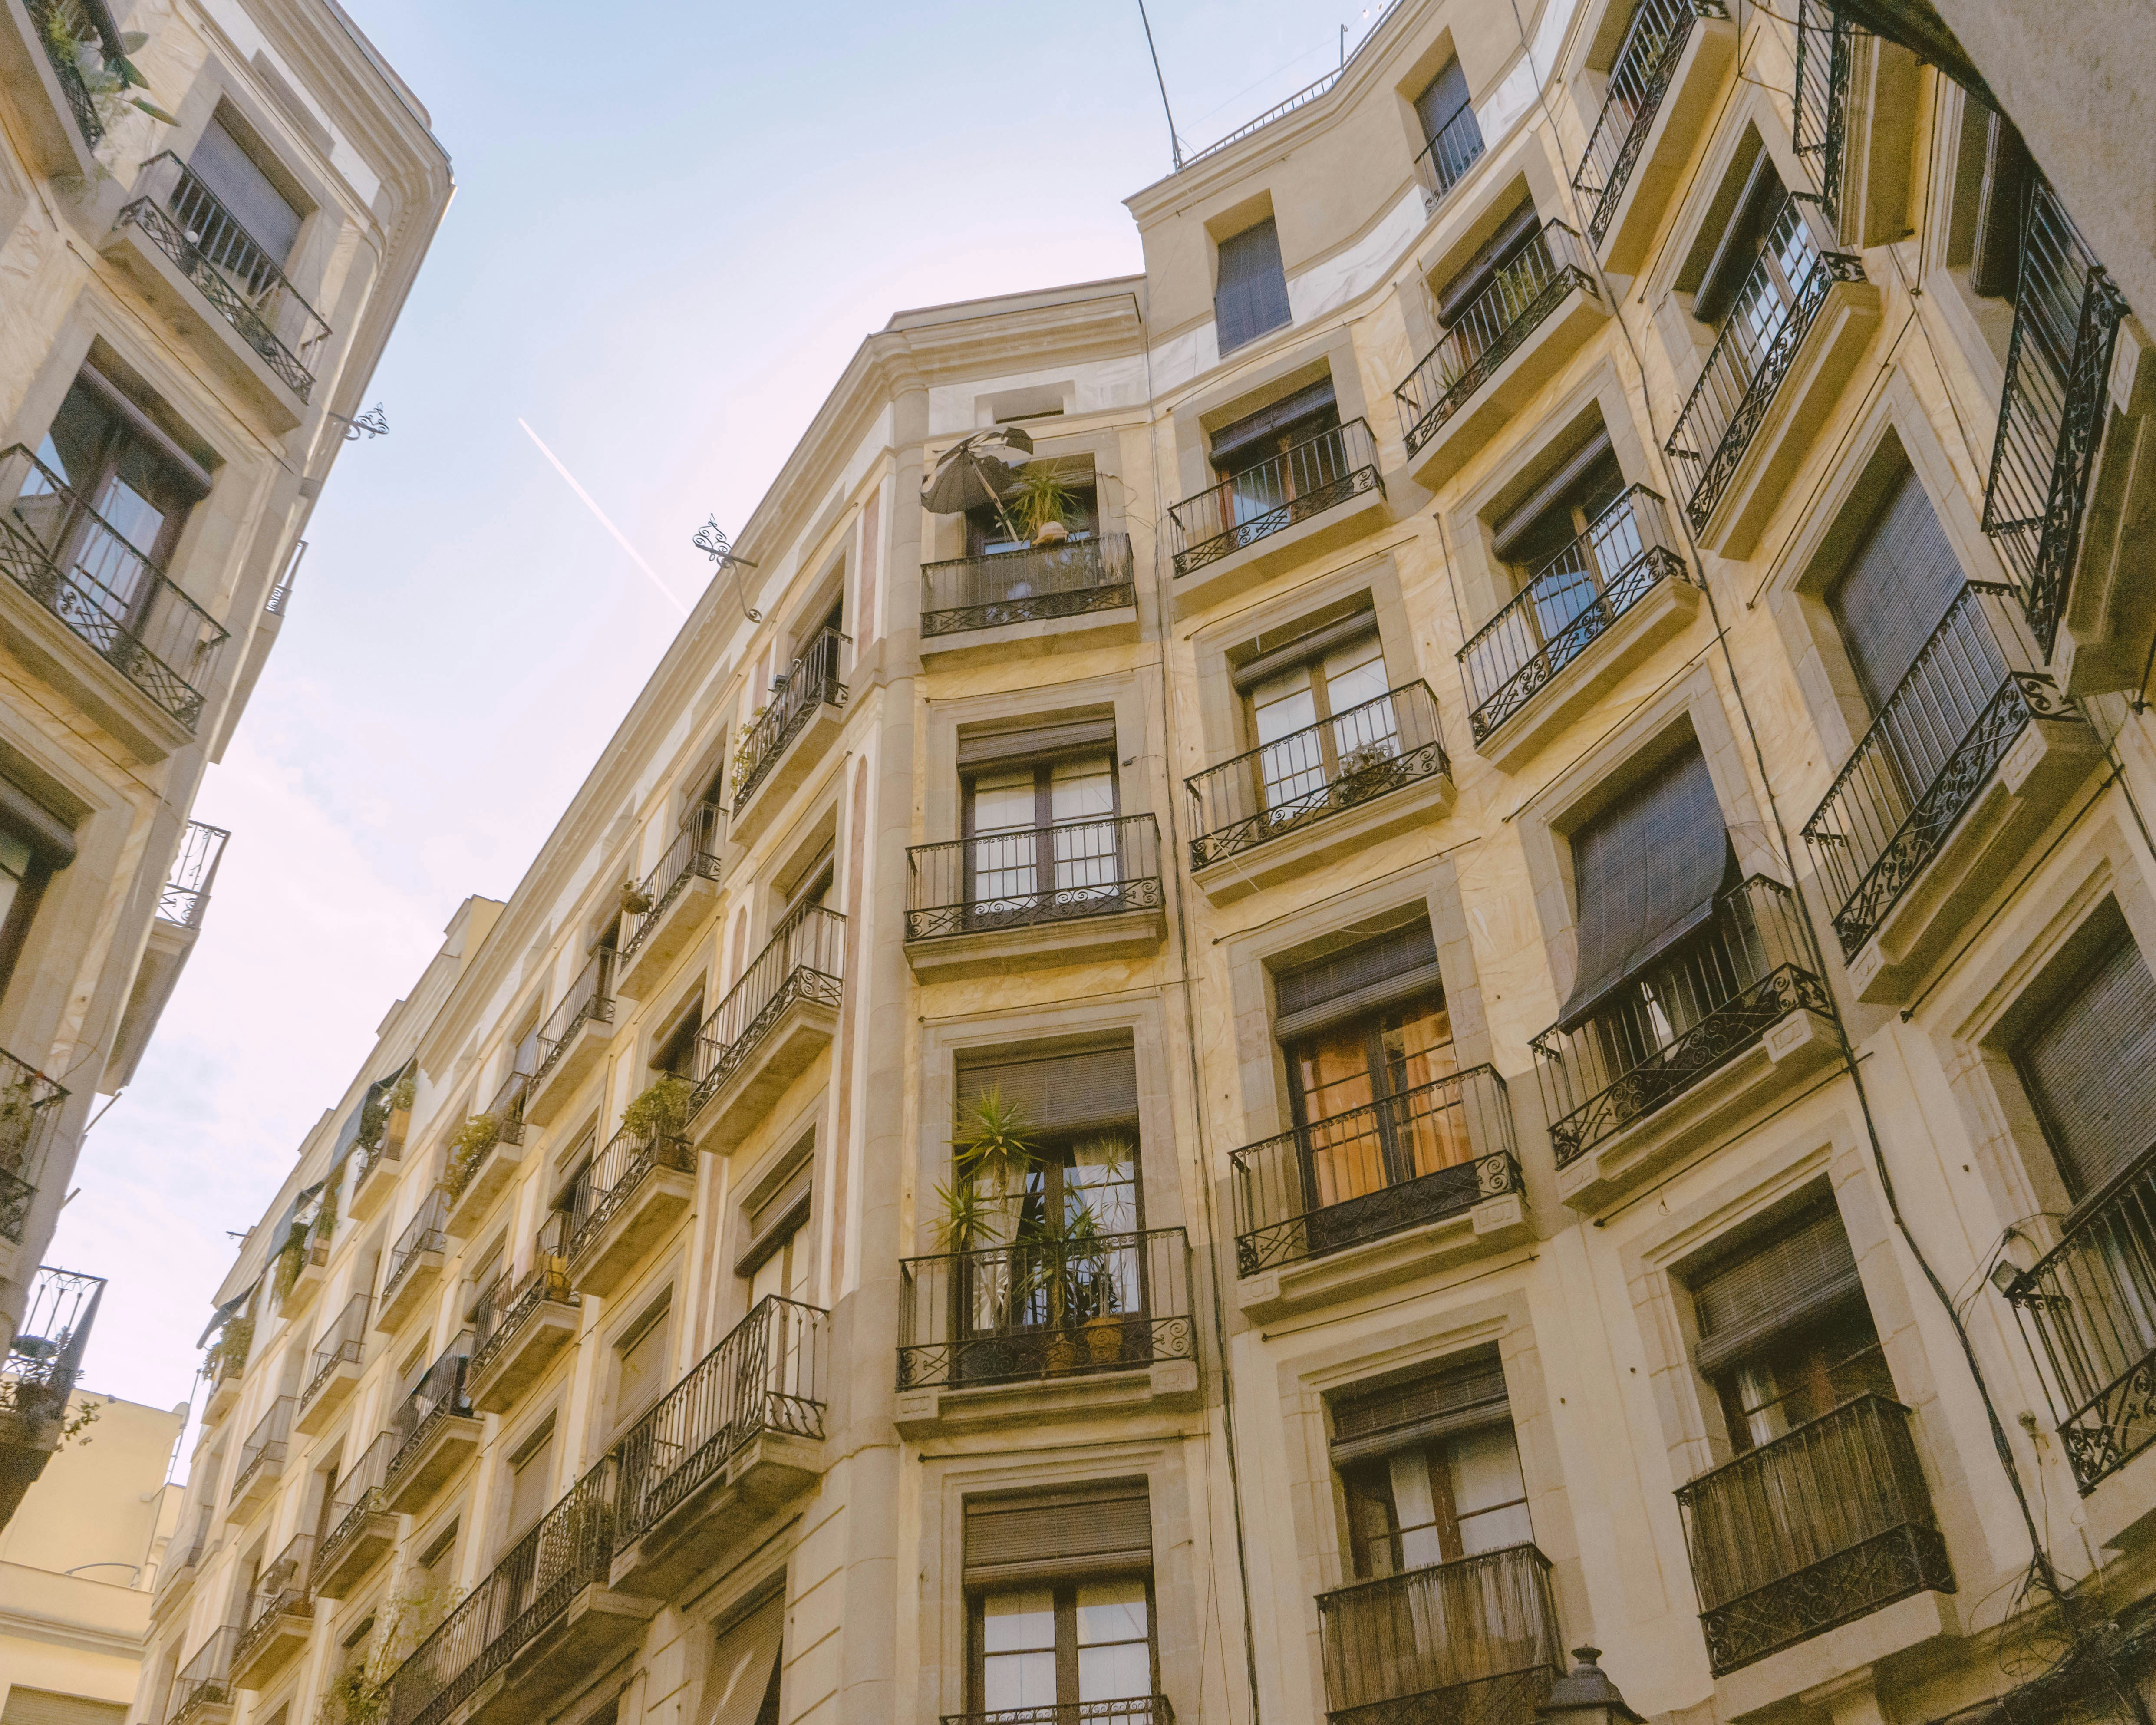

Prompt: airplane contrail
[516,418,688,617]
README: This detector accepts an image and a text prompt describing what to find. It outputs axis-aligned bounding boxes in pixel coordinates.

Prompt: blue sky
[47,0,1398,1432]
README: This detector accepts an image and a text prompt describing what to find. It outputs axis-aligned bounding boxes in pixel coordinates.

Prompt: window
[1332,1354,1531,1579]
[412,1520,457,1629]
[1951,103,2033,303]
[1486,429,1644,661]
[1215,219,1292,353]
[960,725,1120,917]
[188,115,303,264]
[1237,612,1393,811]
[1691,151,1820,345]
[2012,910,2156,1200]
[705,1596,785,1725]
[786,840,836,914]
[1414,56,1483,188]
[1433,201,1545,349]
[1690,1203,1892,1453]
[0,816,54,1008]
[614,1299,671,1429]
[954,1046,1142,1237]
[966,1484,1156,1715]
[1827,468,1968,714]
[742,1154,812,1308]
[1207,381,1344,543]
[649,995,703,1080]
[502,1421,556,1550]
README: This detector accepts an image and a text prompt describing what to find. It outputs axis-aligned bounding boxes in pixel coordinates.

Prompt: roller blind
[2015,926,2156,1201]
[1215,220,1292,355]
[1559,747,1731,1031]
[964,1480,1152,1586]
[0,1692,129,1725]
[0,773,77,867]
[1329,1353,1510,1465]
[1210,381,1338,468]
[1692,1205,1866,1380]
[1414,56,1471,144]
[1489,429,1617,560]
[957,719,1116,770]
[956,1046,1138,1134]
[700,1594,785,1725]
[189,118,303,263]
[1231,609,1377,693]
[1274,924,1443,1044]
[1829,470,1968,715]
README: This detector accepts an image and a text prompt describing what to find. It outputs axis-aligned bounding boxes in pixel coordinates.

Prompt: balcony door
[961,730,1120,926]
[1694,154,1821,363]
[188,115,303,285]
[1432,201,1545,382]
[1208,380,1339,529]
[1492,431,1631,651]
[1243,618,1393,814]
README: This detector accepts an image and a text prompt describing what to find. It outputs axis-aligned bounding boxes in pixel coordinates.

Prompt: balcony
[1461,486,1700,770]
[166,1626,238,1725]
[350,1135,403,1224]
[295,1291,368,1434]
[1571,0,1737,271]
[1411,97,1485,215]
[376,1189,448,1335]
[730,629,847,848]
[1663,201,1878,554]
[523,950,617,1127]
[154,1516,209,1618]
[1535,877,1837,1211]
[1166,420,1385,616]
[904,814,1166,980]
[109,817,227,1089]
[610,1295,828,1595]
[1800,584,2099,1004]
[1184,680,1452,904]
[381,1339,480,1517]
[566,1121,695,1299]
[313,1431,398,1599]
[920,534,1137,663]
[616,801,724,999]
[445,1070,533,1239]
[468,1216,580,1414]
[0,1043,66,1244]
[686,902,844,1155]
[227,1395,293,1521]
[943,1705,1173,1725]
[1676,1395,1952,1675]
[109,153,330,422]
[0,445,229,754]
[1981,178,2150,693]
[1316,1544,1562,1725]
[1231,1066,1526,1318]
[201,1342,244,1427]
[280,1238,328,1319]
[896,1227,1197,1433]
[386,1460,655,1725]
[1396,222,1605,488]
[0,1264,100,1532]
[231,1532,313,1689]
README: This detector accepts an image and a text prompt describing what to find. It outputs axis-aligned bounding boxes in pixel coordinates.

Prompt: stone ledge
[903,903,1167,982]
[1190,768,1454,906]
[1237,1194,1529,1321]
[896,1358,1200,1439]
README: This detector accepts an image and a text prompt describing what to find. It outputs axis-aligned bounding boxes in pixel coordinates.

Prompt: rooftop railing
[158,819,228,929]
[1315,1543,1561,1725]
[531,947,616,1085]
[1176,0,1403,167]
[1396,222,1596,456]
[234,1532,313,1668]
[1186,679,1448,871]
[1460,485,1691,744]
[614,1294,828,1548]
[317,1431,396,1577]
[1800,584,2073,960]
[906,814,1162,943]
[1675,1394,1952,1673]
[231,1395,293,1501]
[619,801,724,963]
[115,153,331,401]
[299,1292,368,1408]
[382,1189,448,1304]
[0,1047,67,1245]
[1232,1065,1520,1276]
[1168,419,1381,576]
[565,1118,694,1265]
[1533,876,1828,1166]
[733,629,846,812]
[1411,99,1486,211]
[166,1626,238,1725]
[471,1213,575,1383]
[921,533,1135,637]
[688,901,845,1113]
[1571,0,1726,246]
[383,1336,471,1488]
[0,444,228,731]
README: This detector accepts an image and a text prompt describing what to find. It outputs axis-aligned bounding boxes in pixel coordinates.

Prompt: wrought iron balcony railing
[1460,485,1692,744]
[25,0,105,146]
[1800,584,2072,959]
[942,1703,1174,1725]
[231,1395,293,1501]
[619,801,723,963]
[0,444,229,731]
[1412,98,1486,211]
[317,1430,396,1577]
[906,814,1163,942]
[922,533,1135,637]
[1663,199,1864,530]
[387,1459,615,1725]
[1572,0,1725,247]
[565,1119,694,1264]
[115,153,331,401]
[1676,1393,1952,1674]
[471,1213,574,1383]
[689,901,844,1111]
[1186,679,1448,871]
[1791,0,1850,224]
[1167,419,1381,577]
[1534,876,1828,1167]
[734,628,846,811]
[1316,1543,1562,1725]
[899,1225,1194,1392]
[614,1294,829,1548]
[300,1292,368,1408]
[1980,175,2130,657]
[167,1626,238,1725]
[158,819,228,928]
[384,1337,471,1488]
[0,1046,66,1245]
[0,1264,100,1427]
[2006,1141,2156,1492]
[235,1531,313,1667]
[382,1188,448,1304]
[1397,223,1596,457]
[1232,1065,1520,1276]
[532,947,616,1086]
[480,1062,533,1152]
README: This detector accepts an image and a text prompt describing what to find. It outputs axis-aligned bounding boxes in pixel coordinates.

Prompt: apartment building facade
[0,0,452,1527]
[147,2,2156,1724]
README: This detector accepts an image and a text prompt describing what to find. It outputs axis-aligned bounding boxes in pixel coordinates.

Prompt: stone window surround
[1166,323,1375,506]
[918,422,1131,569]
[915,1440,1205,1723]
[1512,665,1782,1018]
[1182,548,1419,775]
[912,995,1187,1255]
[917,670,1154,848]
[600,1277,675,1446]
[1918,80,2017,400]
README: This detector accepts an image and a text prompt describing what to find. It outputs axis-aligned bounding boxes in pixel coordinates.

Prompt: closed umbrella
[923,427,1035,546]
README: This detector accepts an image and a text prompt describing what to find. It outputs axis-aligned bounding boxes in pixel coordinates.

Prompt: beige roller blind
[964,1480,1152,1587]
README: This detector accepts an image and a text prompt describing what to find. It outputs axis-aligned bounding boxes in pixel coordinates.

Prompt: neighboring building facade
[145,3,2156,1725]
[0,0,452,1522]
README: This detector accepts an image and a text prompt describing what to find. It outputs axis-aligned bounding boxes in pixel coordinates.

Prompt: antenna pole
[1136,0,1182,169]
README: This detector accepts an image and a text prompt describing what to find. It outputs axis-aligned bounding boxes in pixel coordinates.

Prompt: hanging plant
[619,879,654,918]
[206,1315,254,1381]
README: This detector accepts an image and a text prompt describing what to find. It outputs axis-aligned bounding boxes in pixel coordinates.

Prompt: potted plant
[386,1073,416,1154]
[621,1074,694,1141]
[1011,466,1078,547]
[1019,1198,1107,1376]
[1334,739,1400,801]
[943,1089,1037,1356]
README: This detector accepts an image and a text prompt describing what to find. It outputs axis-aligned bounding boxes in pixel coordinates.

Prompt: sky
[43,0,1401,1447]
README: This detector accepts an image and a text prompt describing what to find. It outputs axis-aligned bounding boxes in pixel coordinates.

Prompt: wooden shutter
[0,1693,128,1725]
[1692,1205,1866,1380]
[1559,746,1731,1030]
[1830,470,1969,715]
[956,1046,1138,1134]
[963,1480,1152,1586]
[1329,1352,1510,1465]
[1209,381,1338,468]
[1215,220,1292,355]
[1274,924,1443,1043]
[2015,925,2156,1199]
[1414,57,1471,143]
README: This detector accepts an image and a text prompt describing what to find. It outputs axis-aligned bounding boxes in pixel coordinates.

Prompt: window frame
[966,1573,1160,1715]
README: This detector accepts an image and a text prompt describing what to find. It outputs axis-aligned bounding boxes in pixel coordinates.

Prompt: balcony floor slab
[382,1416,482,1517]
[1191,768,1454,907]
[469,1299,580,1414]
[731,701,846,853]
[466,1583,661,1725]
[312,1510,396,1600]
[294,1362,360,1435]
[904,903,1166,982]
[524,1018,612,1128]
[1716,1587,1955,1723]
[1596,14,1739,274]
[1404,286,1610,492]
[689,996,838,1157]
[349,1151,403,1223]
[445,1141,528,1240]
[232,1610,311,1692]
[617,872,722,1000]
[1170,479,1391,621]
[896,1358,1200,1440]
[375,1253,445,1336]
[1238,1193,1529,1322]
[570,1168,695,1300]
[610,1431,825,1599]
[921,602,1139,669]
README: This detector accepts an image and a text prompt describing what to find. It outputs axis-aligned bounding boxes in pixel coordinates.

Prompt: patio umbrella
[923,427,1035,545]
